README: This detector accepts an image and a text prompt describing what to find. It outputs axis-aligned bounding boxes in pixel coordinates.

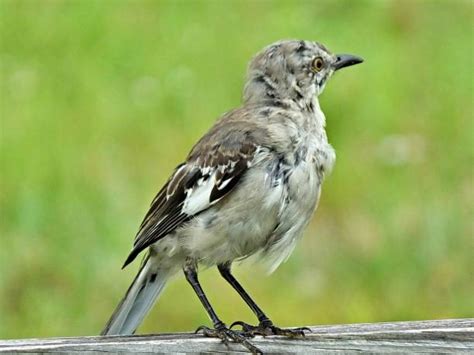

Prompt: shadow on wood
[1,318,473,353]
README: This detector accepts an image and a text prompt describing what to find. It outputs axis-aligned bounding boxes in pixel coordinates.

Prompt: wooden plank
[1,318,473,353]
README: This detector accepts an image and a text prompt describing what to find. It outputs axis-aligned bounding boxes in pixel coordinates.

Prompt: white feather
[182,172,216,215]
[218,177,233,190]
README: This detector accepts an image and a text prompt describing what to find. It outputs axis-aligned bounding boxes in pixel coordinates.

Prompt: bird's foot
[230,320,311,338]
[196,323,262,354]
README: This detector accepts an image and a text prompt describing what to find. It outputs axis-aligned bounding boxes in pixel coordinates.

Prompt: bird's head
[243,40,363,107]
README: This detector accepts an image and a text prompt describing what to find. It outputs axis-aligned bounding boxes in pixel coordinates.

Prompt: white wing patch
[182,172,217,215]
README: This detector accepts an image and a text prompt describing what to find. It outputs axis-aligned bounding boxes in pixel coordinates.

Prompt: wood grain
[1,318,472,353]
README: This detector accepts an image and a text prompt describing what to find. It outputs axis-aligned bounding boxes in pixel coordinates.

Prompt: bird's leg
[183,259,262,354]
[218,262,310,338]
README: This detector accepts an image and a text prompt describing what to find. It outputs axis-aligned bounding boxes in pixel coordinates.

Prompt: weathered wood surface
[1,318,472,353]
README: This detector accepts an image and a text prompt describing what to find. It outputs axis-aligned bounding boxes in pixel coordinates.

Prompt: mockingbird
[102,39,363,353]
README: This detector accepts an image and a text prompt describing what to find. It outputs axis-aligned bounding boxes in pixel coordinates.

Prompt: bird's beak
[334,54,364,71]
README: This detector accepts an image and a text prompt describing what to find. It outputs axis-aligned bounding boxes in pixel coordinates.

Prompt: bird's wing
[122,118,268,268]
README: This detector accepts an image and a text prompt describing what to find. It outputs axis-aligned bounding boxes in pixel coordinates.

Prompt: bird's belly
[179,165,283,265]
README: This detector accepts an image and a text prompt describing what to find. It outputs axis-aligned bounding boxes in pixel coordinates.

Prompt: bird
[101,39,363,353]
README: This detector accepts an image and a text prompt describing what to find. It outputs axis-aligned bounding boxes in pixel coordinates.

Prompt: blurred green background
[1,0,473,339]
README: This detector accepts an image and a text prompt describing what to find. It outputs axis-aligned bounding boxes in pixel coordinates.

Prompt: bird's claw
[230,320,311,338]
[195,324,262,354]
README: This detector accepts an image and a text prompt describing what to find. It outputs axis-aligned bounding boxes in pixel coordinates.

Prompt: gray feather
[101,256,171,335]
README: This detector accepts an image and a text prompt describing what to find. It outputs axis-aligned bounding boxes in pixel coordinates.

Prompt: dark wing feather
[122,117,267,268]
[122,166,199,268]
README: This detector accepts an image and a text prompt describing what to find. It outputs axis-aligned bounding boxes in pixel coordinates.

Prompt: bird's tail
[101,255,172,335]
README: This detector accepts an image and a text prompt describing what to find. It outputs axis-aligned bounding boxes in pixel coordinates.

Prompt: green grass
[1,0,473,339]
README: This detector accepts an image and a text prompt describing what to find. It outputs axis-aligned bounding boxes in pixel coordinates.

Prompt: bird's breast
[257,127,335,272]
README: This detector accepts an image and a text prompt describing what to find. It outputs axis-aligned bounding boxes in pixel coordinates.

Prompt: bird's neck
[243,73,319,114]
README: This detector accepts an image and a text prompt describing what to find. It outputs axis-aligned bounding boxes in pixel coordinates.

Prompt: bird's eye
[312,57,324,72]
